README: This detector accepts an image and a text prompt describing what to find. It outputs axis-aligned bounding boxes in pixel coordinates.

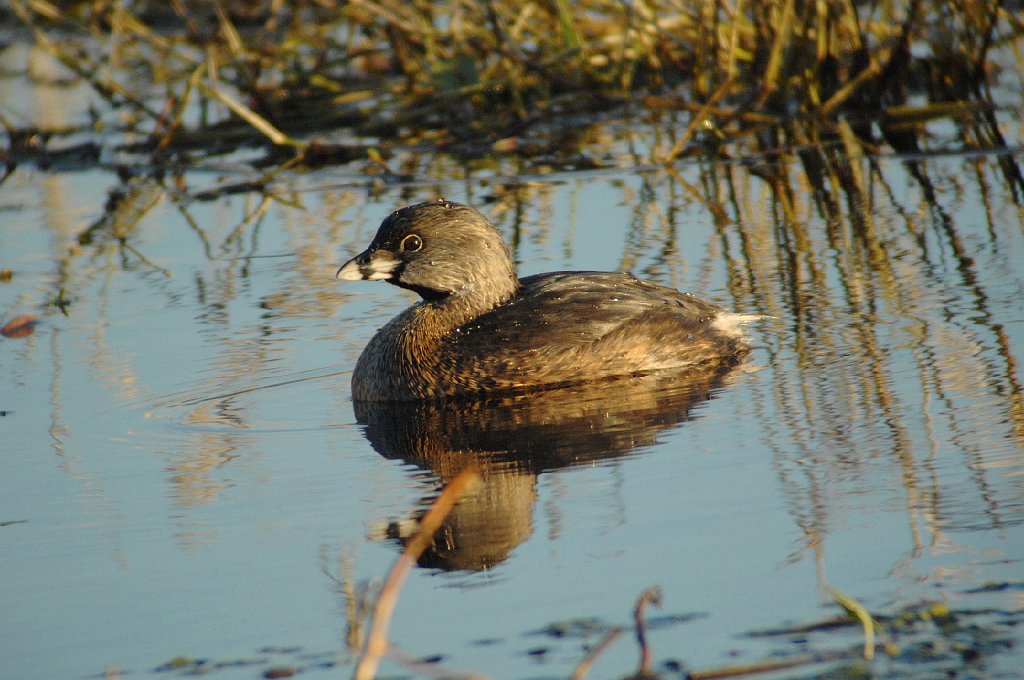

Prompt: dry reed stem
[660,75,734,163]
[352,465,482,680]
[756,0,796,106]
[568,627,623,680]
[633,586,662,674]
[386,646,488,680]
[198,82,300,148]
[567,586,662,680]
[819,47,891,118]
[154,66,201,154]
[686,650,846,679]
[829,587,877,661]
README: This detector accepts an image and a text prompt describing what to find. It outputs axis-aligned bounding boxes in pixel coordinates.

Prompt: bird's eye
[400,234,423,252]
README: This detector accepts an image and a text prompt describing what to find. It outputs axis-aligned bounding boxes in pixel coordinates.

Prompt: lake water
[2,43,1024,680]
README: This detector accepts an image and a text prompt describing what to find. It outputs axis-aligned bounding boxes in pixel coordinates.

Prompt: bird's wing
[447,271,726,355]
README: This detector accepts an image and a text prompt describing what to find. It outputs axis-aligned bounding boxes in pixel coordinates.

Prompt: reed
[6,0,1019,165]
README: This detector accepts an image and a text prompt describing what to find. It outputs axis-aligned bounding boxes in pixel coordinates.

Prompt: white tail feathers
[712,312,769,337]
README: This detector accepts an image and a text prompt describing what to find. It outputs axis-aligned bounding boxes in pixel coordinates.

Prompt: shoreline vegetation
[3,0,1023,178]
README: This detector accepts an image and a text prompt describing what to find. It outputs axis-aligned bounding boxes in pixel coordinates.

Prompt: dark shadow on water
[353,364,746,572]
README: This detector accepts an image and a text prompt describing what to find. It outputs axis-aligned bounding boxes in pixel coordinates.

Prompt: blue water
[2,45,1024,680]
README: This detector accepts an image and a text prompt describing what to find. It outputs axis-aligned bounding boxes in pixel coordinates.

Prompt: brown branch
[633,586,663,673]
[352,465,482,680]
[568,628,623,680]
[687,650,846,679]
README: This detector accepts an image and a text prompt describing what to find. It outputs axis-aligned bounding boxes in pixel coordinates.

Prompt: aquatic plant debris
[353,465,483,680]
[4,0,1021,173]
[829,587,879,661]
[1,314,37,339]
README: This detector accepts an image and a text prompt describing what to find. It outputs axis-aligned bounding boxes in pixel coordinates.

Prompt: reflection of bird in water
[337,199,762,401]
[357,370,741,571]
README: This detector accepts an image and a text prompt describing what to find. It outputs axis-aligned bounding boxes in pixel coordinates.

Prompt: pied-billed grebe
[337,199,761,401]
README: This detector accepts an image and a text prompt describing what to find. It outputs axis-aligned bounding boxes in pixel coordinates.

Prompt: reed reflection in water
[679,141,1024,570]
[5,112,1024,677]
[402,142,1024,585]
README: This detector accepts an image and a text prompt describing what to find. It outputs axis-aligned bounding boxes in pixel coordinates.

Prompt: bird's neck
[412,277,520,336]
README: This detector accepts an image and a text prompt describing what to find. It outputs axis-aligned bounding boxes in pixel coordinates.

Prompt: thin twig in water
[198,81,302,148]
[569,585,662,680]
[660,76,734,163]
[353,465,482,680]
[686,650,846,679]
[633,586,662,674]
[568,628,623,680]
[829,587,877,660]
[386,645,488,680]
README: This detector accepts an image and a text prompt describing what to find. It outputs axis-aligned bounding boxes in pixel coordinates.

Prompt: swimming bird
[337,199,760,401]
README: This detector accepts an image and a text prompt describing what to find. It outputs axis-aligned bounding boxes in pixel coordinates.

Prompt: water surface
[2,46,1024,680]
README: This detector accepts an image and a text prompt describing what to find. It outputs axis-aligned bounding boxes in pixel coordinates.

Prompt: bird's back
[422,271,754,397]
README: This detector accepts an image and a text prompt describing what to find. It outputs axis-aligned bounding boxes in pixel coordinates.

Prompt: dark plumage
[337,199,760,401]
